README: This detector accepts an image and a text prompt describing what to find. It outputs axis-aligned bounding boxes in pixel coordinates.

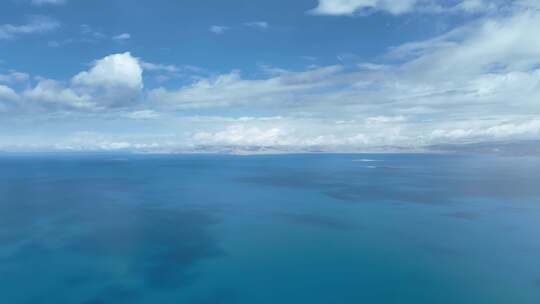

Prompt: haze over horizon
[1,0,539,152]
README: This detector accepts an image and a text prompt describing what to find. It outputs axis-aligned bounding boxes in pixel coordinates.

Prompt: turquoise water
[0,154,539,303]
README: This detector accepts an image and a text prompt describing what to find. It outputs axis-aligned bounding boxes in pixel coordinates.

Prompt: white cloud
[186,117,409,147]
[72,52,143,90]
[148,65,343,110]
[429,119,540,143]
[47,25,131,47]
[455,0,495,13]
[185,115,540,148]
[113,33,131,40]
[124,110,160,120]
[23,79,95,110]
[209,25,229,34]
[0,16,60,39]
[141,61,205,84]
[374,10,540,119]
[139,6,540,148]
[2,3,540,150]
[243,21,269,29]
[309,0,418,16]
[22,52,144,111]
[393,11,540,80]
[366,116,407,124]
[55,132,135,151]
[31,0,66,5]
[0,71,29,83]
[193,125,287,146]
[141,62,204,75]
[0,85,19,104]
[358,62,388,71]
[308,0,508,16]
[141,61,179,73]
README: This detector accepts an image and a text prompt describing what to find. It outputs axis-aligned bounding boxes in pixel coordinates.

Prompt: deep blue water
[1,153,539,303]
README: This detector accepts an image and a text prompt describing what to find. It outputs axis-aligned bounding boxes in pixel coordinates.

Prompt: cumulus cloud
[22,79,95,110]
[0,85,19,103]
[0,15,60,39]
[21,52,144,111]
[2,53,143,112]
[72,52,143,90]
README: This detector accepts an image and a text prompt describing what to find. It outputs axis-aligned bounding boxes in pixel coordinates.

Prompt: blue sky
[1,0,539,152]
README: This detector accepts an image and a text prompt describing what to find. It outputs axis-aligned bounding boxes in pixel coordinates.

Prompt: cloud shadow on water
[0,175,225,302]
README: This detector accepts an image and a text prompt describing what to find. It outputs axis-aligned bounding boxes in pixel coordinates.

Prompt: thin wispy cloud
[79,24,106,39]
[48,26,132,47]
[0,70,29,84]
[123,110,160,120]
[308,0,503,16]
[141,61,179,73]
[209,25,229,34]
[243,21,269,29]
[309,0,418,16]
[0,15,60,40]
[31,0,67,6]
[113,33,131,41]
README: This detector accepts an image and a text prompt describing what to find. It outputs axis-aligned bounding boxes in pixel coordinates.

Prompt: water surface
[0,153,539,303]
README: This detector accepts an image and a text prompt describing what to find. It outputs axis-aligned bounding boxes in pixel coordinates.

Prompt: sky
[0,0,539,152]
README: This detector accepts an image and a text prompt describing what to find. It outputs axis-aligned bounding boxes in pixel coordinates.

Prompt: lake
[1,153,539,303]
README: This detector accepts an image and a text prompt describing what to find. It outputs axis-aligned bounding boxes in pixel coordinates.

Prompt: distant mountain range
[1,140,539,156]
[426,140,540,156]
[169,141,540,156]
